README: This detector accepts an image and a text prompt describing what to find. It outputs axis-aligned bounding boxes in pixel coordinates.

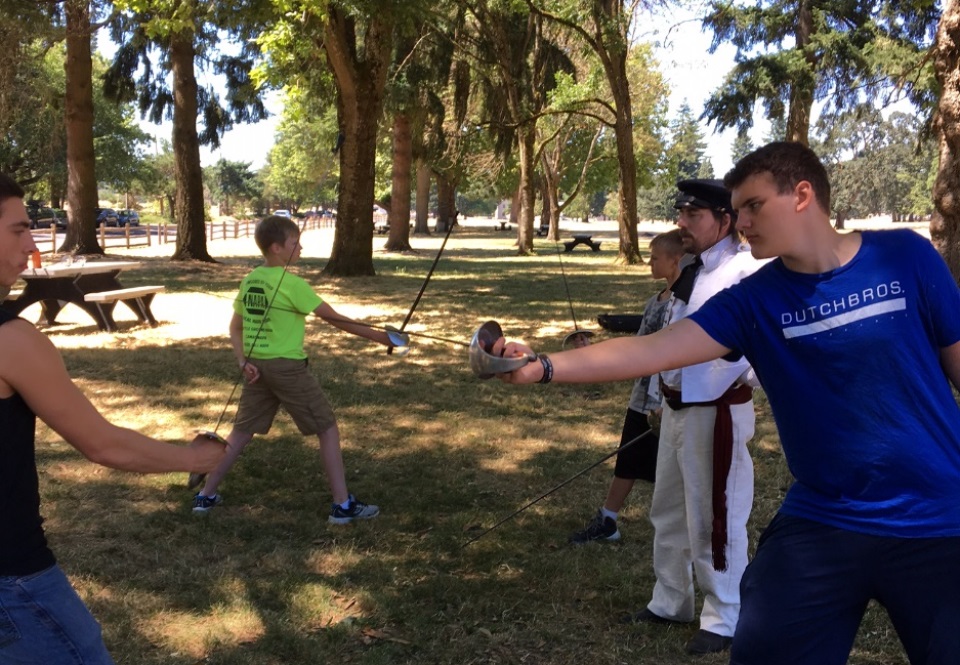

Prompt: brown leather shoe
[685,629,733,655]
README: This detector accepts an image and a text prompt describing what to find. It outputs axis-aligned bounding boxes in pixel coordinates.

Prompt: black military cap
[674,178,734,215]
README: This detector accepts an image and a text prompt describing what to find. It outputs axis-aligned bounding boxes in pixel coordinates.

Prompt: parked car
[53,209,68,230]
[95,208,119,226]
[26,204,55,229]
[273,209,291,218]
[118,209,140,226]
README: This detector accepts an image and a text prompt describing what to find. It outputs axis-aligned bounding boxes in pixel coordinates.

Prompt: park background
[4,0,960,663]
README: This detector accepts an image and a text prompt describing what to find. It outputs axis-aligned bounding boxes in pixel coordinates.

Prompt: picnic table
[1,260,163,332]
[563,234,602,252]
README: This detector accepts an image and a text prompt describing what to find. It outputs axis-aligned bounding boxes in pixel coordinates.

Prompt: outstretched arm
[0,320,225,473]
[497,318,731,385]
[313,302,392,346]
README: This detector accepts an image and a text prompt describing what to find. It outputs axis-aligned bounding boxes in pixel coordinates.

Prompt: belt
[661,381,753,572]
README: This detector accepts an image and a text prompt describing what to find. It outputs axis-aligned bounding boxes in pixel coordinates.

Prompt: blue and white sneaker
[568,510,621,544]
[192,493,223,514]
[328,495,379,525]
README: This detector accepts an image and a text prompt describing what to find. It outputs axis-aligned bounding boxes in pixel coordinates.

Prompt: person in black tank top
[0,173,227,663]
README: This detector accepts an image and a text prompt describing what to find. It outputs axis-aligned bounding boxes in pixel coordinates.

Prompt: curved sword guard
[186,430,230,490]
[385,325,411,357]
[562,329,595,350]
[469,320,537,379]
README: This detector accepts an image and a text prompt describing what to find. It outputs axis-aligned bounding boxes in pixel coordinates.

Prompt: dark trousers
[613,408,658,482]
[732,513,960,665]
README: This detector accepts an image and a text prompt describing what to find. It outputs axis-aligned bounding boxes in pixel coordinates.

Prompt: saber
[389,218,457,354]
[551,239,594,349]
[461,426,654,547]
[167,287,468,348]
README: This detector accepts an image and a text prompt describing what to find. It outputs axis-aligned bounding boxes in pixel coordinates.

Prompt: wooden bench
[375,223,390,234]
[84,285,164,332]
[563,234,601,252]
[496,220,512,231]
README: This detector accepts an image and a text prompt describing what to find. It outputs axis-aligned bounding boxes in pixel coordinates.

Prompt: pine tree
[701,0,939,145]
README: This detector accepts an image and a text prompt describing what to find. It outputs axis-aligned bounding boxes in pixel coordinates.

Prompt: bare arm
[941,340,960,393]
[0,320,225,473]
[497,318,731,384]
[314,302,391,346]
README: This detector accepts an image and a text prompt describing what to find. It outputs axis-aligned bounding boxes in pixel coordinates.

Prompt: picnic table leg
[121,294,159,327]
[83,301,118,332]
[37,299,66,326]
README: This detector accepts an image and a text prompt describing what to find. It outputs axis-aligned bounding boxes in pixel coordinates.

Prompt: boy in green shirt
[192,216,405,523]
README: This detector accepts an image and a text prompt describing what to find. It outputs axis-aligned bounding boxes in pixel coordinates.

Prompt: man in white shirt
[622,179,762,656]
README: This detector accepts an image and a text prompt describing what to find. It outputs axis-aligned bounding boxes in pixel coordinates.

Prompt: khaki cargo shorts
[234,358,336,435]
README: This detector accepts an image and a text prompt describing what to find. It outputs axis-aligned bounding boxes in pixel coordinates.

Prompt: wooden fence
[35,216,336,254]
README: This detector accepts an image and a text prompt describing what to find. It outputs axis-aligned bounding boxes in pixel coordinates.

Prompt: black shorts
[612,408,659,482]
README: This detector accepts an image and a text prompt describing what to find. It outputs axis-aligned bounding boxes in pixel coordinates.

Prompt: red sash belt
[660,381,753,572]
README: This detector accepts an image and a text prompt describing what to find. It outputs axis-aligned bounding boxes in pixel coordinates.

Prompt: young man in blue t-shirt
[494,142,960,664]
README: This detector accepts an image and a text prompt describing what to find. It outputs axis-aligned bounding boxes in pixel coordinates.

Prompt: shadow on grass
[31,240,908,665]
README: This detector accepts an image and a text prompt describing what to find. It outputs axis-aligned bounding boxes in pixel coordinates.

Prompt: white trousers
[647,400,755,637]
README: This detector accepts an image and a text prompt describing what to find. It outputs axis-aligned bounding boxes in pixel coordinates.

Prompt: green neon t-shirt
[233,266,323,360]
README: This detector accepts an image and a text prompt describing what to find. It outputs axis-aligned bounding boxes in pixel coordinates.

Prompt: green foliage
[0,16,65,187]
[106,0,270,149]
[730,128,754,165]
[205,159,262,216]
[262,91,340,210]
[813,107,936,221]
[638,104,711,221]
[701,0,940,140]
[92,55,152,193]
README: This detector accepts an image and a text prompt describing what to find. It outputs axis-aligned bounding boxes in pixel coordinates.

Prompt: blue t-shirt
[690,229,960,537]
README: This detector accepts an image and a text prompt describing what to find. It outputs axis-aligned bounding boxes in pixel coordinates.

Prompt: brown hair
[254,216,299,254]
[0,173,25,207]
[724,142,831,214]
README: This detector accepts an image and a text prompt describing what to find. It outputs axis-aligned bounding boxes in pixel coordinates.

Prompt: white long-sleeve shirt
[660,235,764,402]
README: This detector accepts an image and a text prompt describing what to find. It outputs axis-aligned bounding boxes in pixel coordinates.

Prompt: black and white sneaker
[328,495,380,525]
[568,510,620,544]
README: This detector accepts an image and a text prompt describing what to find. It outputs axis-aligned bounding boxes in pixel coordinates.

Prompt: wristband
[538,354,553,384]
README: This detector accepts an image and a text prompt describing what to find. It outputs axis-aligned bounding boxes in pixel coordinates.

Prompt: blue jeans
[0,565,114,664]
[732,513,960,665]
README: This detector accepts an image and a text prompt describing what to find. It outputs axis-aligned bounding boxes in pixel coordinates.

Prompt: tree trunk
[607,46,642,264]
[515,124,536,254]
[322,7,392,276]
[542,171,562,242]
[834,209,847,230]
[509,187,520,226]
[169,30,213,262]
[61,0,102,255]
[414,159,431,234]
[786,0,815,145]
[931,0,960,280]
[435,175,457,232]
[385,112,412,251]
[538,175,550,234]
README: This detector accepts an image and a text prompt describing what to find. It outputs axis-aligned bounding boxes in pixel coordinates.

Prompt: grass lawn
[30,222,908,664]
